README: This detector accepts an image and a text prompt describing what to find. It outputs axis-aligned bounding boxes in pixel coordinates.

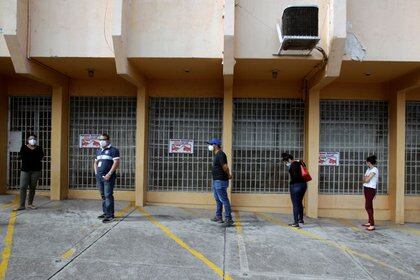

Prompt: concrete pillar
[305,89,320,218]
[50,85,69,200]
[0,80,8,195]
[135,85,148,206]
[223,76,234,198]
[389,90,406,224]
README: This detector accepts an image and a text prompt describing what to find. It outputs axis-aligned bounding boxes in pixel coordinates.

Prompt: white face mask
[286,162,291,167]
[99,140,108,148]
[208,145,214,152]
[28,139,37,146]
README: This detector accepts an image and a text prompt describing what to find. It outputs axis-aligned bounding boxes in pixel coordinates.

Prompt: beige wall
[0,0,16,57]
[29,0,114,58]
[346,0,420,62]
[234,0,329,59]
[126,0,224,58]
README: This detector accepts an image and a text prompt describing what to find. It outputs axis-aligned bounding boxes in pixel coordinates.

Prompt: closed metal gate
[8,96,51,190]
[233,99,305,193]
[405,101,420,195]
[319,100,389,194]
[69,96,136,190]
[148,98,223,192]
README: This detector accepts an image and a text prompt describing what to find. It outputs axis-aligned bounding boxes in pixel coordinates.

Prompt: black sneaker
[288,223,300,228]
[298,220,304,224]
[97,214,106,219]
[211,216,224,223]
[13,206,26,211]
[223,219,235,227]
[102,217,115,223]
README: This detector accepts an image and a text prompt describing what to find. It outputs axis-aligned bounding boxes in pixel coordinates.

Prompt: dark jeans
[364,187,376,226]
[213,180,232,220]
[96,174,116,218]
[290,182,307,223]
[19,171,41,208]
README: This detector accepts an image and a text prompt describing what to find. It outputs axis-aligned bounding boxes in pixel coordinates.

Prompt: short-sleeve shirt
[95,145,120,176]
[363,167,379,189]
[212,151,228,181]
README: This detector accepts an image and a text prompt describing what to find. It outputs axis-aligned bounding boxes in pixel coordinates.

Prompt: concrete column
[305,89,320,218]
[389,91,406,224]
[135,85,148,206]
[223,76,234,198]
[50,85,69,200]
[0,80,8,195]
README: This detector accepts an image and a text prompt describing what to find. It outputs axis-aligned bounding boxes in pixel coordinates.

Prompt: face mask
[208,145,214,152]
[28,139,37,146]
[99,140,108,148]
[286,162,291,167]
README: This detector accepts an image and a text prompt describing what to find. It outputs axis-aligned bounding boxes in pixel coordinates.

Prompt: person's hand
[228,174,233,180]
[103,174,111,181]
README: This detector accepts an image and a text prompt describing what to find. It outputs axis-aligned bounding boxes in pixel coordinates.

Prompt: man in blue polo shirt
[93,133,120,223]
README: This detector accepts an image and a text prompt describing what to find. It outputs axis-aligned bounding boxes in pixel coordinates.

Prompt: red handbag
[300,161,312,182]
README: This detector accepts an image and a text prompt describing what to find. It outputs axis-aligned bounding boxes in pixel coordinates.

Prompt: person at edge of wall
[362,155,379,231]
[281,152,307,228]
[207,138,235,227]
[14,134,45,211]
[93,133,120,224]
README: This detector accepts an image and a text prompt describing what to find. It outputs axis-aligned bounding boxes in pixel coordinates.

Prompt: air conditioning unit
[274,6,320,56]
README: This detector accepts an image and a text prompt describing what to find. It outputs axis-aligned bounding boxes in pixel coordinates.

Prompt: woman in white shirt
[362,155,379,231]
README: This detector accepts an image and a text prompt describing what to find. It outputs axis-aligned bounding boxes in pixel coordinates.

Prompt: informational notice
[8,131,22,152]
[319,152,340,166]
[168,139,194,154]
[79,134,101,148]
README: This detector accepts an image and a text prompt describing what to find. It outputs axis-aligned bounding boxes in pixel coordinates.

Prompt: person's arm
[103,159,120,181]
[39,147,45,161]
[93,160,98,175]
[222,164,232,180]
[363,172,376,183]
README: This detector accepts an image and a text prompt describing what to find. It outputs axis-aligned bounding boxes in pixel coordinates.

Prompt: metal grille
[319,100,389,194]
[405,102,420,195]
[148,98,223,192]
[8,96,51,190]
[233,99,305,193]
[69,96,136,190]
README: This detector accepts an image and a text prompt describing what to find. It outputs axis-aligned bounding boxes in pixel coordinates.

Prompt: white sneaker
[28,204,37,210]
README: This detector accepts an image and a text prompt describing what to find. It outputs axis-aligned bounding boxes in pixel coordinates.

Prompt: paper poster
[319,152,340,166]
[79,134,101,148]
[169,139,194,154]
[8,131,22,152]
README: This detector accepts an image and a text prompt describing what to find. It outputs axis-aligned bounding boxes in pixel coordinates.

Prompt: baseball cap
[206,138,222,146]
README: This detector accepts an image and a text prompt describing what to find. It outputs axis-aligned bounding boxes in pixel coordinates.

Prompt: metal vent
[275,6,320,56]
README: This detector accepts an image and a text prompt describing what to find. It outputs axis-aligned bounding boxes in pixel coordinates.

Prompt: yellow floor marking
[138,207,232,280]
[234,211,243,235]
[392,225,420,236]
[0,201,19,280]
[60,202,134,261]
[256,212,418,280]
[338,219,363,232]
[1,196,19,210]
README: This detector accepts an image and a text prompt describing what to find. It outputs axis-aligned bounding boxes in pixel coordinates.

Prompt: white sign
[79,134,101,148]
[169,139,194,154]
[319,152,340,166]
[8,131,22,152]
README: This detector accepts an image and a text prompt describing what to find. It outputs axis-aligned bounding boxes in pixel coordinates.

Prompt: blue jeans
[289,182,307,223]
[96,174,116,218]
[213,180,232,220]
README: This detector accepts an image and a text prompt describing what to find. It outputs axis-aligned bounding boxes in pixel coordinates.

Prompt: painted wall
[29,0,114,58]
[234,0,329,59]
[346,0,420,62]
[126,0,224,58]
[0,0,16,57]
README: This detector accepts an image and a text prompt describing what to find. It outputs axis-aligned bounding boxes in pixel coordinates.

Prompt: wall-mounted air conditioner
[274,6,320,56]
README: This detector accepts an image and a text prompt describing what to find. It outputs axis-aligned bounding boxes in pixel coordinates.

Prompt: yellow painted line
[138,207,232,280]
[256,212,417,279]
[392,225,420,236]
[1,195,19,210]
[60,202,134,261]
[338,219,363,233]
[234,211,243,235]
[0,201,19,280]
